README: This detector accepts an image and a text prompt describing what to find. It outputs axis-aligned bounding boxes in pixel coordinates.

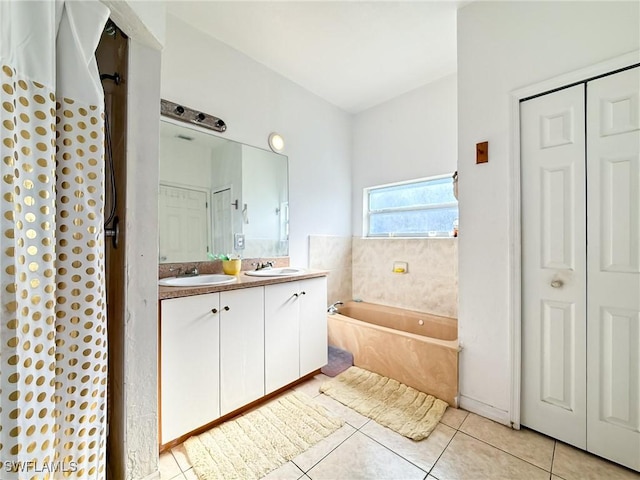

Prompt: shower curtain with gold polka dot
[1,1,110,478]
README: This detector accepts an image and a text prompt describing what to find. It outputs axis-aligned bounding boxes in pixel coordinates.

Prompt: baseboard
[459,395,512,427]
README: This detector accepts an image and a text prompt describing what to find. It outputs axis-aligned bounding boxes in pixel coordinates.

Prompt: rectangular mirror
[159,117,289,263]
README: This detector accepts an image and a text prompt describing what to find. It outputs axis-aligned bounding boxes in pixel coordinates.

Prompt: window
[364,175,458,237]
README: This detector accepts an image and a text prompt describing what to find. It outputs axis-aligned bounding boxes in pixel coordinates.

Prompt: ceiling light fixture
[268,132,285,153]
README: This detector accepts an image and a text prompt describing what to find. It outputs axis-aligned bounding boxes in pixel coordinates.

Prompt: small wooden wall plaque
[476,141,488,164]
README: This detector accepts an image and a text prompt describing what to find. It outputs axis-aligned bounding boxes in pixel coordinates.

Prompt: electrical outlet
[234,233,245,250]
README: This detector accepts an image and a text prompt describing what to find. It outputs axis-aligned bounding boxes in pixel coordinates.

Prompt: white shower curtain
[1,1,110,478]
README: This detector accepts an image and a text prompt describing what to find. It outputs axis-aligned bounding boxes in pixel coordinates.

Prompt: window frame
[363,174,458,238]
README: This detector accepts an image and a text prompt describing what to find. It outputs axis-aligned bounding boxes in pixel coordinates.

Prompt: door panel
[159,184,209,262]
[540,300,576,410]
[521,84,587,448]
[599,155,640,272]
[541,165,576,269]
[586,67,640,471]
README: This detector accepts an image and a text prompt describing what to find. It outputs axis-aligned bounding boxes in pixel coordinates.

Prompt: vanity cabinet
[160,273,327,447]
[265,277,328,394]
[160,292,220,445]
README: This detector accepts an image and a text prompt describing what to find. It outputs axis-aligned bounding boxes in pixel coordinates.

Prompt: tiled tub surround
[328,301,459,406]
[309,235,353,304]
[352,237,458,318]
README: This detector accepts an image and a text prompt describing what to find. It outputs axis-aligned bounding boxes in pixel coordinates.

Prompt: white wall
[211,141,243,247]
[161,15,352,266]
[457,1,640,422]
[242,145,284,243]
[159,135,213,189]
[352,74,457,233]
[124,40,162,480]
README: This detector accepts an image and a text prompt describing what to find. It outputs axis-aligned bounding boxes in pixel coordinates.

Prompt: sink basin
[159,274,238,287]
[244,267,306,277]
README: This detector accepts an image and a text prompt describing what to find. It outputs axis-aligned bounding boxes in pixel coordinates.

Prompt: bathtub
[328,301,459,406]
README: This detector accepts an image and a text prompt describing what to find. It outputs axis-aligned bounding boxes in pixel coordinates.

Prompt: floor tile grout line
[160,450,184,479]
[425,424,459,477]
[291,423,359,474]
[170,448,189,474]
[457,412,561,473]
[453,430,553,474]
[550,440,557,480]
[356,425,430,476]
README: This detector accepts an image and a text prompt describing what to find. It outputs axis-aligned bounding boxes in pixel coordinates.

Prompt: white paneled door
[521,66,639,472]
[585,68,640,470]
[159,184,210,262]
[521,84,587,448]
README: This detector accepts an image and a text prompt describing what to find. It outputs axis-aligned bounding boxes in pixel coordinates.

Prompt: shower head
[104,19,118,37]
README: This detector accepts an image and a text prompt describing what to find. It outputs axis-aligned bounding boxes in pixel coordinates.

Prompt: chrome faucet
[327,301,344,314]
[168,266,183,277]
[251,261,274,271]
[181,266,199,276]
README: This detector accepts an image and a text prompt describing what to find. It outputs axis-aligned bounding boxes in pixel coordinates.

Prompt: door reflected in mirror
[159,118,289,264]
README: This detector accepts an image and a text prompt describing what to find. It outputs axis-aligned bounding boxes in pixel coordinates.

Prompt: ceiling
[165,1,464,114]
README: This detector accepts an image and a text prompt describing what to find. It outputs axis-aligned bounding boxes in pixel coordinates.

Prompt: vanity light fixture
[160,99,227,133]
[268,132,285,153]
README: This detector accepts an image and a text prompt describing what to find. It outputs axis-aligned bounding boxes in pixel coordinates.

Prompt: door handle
[550,279,563,288]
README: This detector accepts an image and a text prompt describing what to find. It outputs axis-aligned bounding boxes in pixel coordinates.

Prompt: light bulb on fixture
[268,132,285,153]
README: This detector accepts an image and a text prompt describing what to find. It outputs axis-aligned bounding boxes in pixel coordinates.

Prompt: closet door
[586,66,640,471]
[521,84,587,448]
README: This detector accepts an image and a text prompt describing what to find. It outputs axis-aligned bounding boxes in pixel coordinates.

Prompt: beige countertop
[158,269,328,300]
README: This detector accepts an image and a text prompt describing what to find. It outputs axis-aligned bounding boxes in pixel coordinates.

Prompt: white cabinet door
[265,282,300,394]
[160,292,220,445]
[299,277,328,376]
[219,287,265,416]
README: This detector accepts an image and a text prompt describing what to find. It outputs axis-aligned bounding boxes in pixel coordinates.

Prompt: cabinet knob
[211,308,218,314]
[300,291,306,296]
[224,306,230,311]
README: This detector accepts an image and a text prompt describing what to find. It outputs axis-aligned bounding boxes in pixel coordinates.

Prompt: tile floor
[160,374,640,480]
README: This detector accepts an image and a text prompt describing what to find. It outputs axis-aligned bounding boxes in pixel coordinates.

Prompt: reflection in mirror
[158,118,289,264]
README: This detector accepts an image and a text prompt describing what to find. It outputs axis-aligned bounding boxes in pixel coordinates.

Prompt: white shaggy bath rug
[183,391,344,480]
[320,366,448,441]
